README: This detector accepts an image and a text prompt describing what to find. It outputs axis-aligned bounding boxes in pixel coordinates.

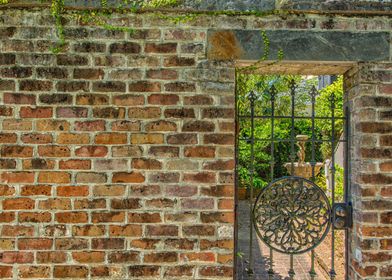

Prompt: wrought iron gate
[235,77,352,279]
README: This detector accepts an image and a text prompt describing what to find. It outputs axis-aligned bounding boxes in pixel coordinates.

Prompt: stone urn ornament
[284,135,323,179]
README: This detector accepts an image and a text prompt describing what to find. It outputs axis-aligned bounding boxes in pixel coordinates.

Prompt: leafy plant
[237,74,344,193]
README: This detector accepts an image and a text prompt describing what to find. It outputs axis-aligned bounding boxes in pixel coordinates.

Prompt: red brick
[74,68,104,79]
[0,172,35,183]
[56,107,88,118]
[19,212,52,223]
[20,107,52,118]
[109,225,142,237]
[129,81,161,92]
[145,43,177,53]
[148,94,179,105]
[53,266,88,278]
[1,146,33,157]
[0,252,34,264]
[21,133,52,144]
[145,120,177,131]
[129,265,160,277]
[95,133,127,144]
[180,252,215,262]
[108,252,139,263]
[144,252,177,263]
[199,266,233,277]
[55,212,88,223]
[37,252,67,264]
[18,239,53,250]
[0,266,12,278]
[59,160,91,170]
[74,120,106,131]
[4,93,36,105]
[38,145,70,157]
[113,95,144,106]
[1,226,34,237]
[75,146,108,157]
[91,238,124,249]
[57,185,89,197]
[128,213,161,223]
[38,172,71,184]
[92,212,125,223]
[72,251,105,263]
[111,120,140,131]
[3,198,34,210]
[112,172,145,183]
[185,146,215,158]
[146,69,178,80]
[20,185,52,196]
[146,225,178,237]
[18,265,50,278]
[38,198,71,210]
[132,158,162,170]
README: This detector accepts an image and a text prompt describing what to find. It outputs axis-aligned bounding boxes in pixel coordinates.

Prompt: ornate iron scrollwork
[253,176,331,255]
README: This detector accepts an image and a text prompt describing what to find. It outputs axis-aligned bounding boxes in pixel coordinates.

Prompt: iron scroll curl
[252,176,331,255]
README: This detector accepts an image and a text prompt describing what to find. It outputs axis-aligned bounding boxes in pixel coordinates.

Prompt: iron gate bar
[288,79,296,279]
[309,85,318,279]
[247,91,257,276]
[268,86,276,279]
[330,92,337,280]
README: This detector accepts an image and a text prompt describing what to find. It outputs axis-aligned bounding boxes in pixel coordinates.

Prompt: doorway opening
[234,69,351,280]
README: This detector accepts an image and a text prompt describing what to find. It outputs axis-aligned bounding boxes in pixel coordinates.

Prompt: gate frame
[233,61,359,280]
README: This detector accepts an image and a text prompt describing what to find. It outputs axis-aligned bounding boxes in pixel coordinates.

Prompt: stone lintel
[207,30,390,62]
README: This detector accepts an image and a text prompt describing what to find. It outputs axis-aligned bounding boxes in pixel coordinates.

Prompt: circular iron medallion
[253,176,331,255]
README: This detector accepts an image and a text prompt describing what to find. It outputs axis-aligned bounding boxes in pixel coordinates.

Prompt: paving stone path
[236,201,329,280]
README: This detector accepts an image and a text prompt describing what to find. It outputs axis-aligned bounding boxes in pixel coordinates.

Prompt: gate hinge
[332,202,353,230]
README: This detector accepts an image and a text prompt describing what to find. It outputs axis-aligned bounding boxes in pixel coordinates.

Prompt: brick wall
[0,7,390,280]
[345,63,392,280]
[0,9,236,279]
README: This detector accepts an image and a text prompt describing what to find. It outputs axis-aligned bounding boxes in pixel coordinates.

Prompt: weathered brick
[4,93,36,105]
[56,81,89,92]
[165,82,196,92]
[76,172,107,184]
[109,225,142,236]
[113,95,144,106]
[93,107,126,119]
[95,133,127,144]
[20,80,52,91]
[111,199,141,209]
[110,42,141,54]
[57,54,88,66]
[74,120,106,131]
[36,120,70,132]
[128,107,161,118]
[149,146,179,158]
[53,266,88,278]
[111,120,140,131]
[22,158,55,170]
[18,265,51,278]
[1,226,34,237]
[18,238,53,250]
[108,252,139,263]
[39,94,72,104]
[129,81,161,92]
[93,81,126,92]
[91,238,124,249]
[147,69,178,80]
[36,67,68,79]
[76,94,109,105]
[145,43,177,53]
